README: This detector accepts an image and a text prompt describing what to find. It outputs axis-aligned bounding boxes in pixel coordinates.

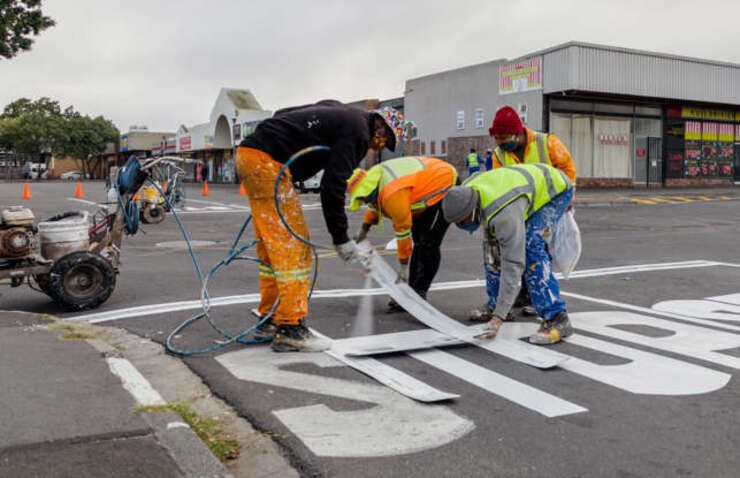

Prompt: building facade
[405,42,740,186]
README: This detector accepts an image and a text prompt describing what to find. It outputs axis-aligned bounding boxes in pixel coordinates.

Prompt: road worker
[237,100,405,352]
[466,148,484,176]
[441,163,575,344]
[346,156,458,311]
[470,105,576,320]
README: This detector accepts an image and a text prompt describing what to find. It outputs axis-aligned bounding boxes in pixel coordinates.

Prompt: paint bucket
[38,211,90,261]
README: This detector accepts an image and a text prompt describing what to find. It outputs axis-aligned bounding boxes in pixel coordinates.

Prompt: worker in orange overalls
[237,100,405,352]
[346,156,458,312]
[471,105,576,321]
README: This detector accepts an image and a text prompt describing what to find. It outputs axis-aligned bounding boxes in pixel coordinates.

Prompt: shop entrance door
[734,144,740,182]
[634,136,662,186]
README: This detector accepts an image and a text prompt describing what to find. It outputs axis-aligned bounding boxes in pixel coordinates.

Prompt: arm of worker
[355,206,379,242]
[547,134,577,183]
[382,188,414,266]
[321,138,367,245]
[488,197,527,320]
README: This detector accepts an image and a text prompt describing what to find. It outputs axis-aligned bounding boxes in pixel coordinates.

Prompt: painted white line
[68,261,735,325]
[186,198,249,209]
[66,197,101,206]
[106,357,166,406]
[409,349,587,417]
[561,291,740,332]
[167,422,191,430]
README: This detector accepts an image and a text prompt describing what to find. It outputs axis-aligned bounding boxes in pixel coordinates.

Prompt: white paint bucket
[38,211,90,261]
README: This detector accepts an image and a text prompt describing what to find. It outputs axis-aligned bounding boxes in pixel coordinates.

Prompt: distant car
[21,163,47,179]
[60,171,83,180]
[296,170,323,193]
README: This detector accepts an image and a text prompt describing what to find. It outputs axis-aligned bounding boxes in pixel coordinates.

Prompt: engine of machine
[0,206,38,258]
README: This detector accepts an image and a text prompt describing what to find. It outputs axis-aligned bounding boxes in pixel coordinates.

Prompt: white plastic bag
[549,209,581,279]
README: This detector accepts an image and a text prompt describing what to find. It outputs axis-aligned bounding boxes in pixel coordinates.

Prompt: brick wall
[447,136,495,177]
[664,178,734,187]
[577,178,633,188]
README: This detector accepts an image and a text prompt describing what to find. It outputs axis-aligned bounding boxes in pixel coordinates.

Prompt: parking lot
[1,181,739,477]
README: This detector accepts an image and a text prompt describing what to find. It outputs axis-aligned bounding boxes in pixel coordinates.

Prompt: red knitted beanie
[489,106,524,135]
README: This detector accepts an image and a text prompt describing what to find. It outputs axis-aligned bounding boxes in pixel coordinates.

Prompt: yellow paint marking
[649,197,676,204]
[696,196,713,201]
[719,196,730,200]
[669,196,693,202]
[631,199,657,205]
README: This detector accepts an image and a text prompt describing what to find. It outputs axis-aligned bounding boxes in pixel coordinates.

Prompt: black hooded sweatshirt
[240,100,372,245]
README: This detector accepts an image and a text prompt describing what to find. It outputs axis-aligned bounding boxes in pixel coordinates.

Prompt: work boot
[254,319,276,340]
[469,305,514,322]
[521,306,537,316]
[529,311,574,345]
[514,287,532,308]
[271,320,331,353]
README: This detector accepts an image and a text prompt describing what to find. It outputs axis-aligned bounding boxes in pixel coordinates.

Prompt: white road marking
[561,291,740,333]
[185,198,249,210]
[67,260,734,324]
[409,348,587,417]
[106,357,166,406]
[215,348,474,457]
[66,198,101,206]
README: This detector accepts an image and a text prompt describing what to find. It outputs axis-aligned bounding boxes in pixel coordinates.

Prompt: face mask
[500,140,518,152]
[456,220,479,233]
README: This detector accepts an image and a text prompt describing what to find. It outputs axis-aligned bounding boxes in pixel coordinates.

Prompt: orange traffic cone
[238,182,246,195]
[202,180,210,196]
[74,181,85,199]
[22,183,32,200]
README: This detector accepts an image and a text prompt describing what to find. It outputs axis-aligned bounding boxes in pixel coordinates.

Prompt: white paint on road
[409,348,587,417]
[67,261,731,325]
[215,348,474,457]
[106,357,166,406]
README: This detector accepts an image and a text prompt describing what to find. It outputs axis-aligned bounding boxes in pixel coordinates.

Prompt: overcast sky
[1,0,738,132]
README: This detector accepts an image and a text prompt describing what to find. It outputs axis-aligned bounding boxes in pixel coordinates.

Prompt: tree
[0,97,119,177]
[0,0,55,60]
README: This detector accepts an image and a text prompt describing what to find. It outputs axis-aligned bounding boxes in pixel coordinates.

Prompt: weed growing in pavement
[136,401,240,462]
[46,322,100,341]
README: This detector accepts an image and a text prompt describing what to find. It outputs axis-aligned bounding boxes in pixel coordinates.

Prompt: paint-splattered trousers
[485,187,574,321]
[236,147,311,326]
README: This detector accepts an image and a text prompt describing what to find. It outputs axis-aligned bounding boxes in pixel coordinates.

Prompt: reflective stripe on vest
[494,132,551,167]
[469,164,570,222]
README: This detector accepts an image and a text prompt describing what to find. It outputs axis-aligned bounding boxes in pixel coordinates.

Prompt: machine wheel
[141,205,166,224]
[47,251,116,311]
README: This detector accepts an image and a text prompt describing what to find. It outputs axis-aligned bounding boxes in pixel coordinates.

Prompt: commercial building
[405,42,740,186]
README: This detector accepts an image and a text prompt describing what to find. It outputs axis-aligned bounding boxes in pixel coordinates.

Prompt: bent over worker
[441,163,575,345]
[471,105,577,319]
[346,156,458,312]
[237,100,405,352]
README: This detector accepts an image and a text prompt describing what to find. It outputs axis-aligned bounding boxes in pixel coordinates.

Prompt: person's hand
[475,315,504,340]
[355,224,371,243]
[396,263,409,283]
[336,240,359,262]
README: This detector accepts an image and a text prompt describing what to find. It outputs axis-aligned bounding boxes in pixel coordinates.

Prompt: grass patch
[46,323,102,341]
[137,401,240,462]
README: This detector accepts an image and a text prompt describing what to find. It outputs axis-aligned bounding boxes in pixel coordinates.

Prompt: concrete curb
[87,325,299,478]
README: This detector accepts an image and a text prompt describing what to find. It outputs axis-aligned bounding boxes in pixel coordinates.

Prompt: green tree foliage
[0,0,55,59]
[0,97,119,176]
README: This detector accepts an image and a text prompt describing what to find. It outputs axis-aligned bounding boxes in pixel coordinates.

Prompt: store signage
[499,57,542,95]
[636,148,646,157]
[121,134,129,152]
[681,107,735,121]
[599,134,629,145]
[179,136,192,151]
[204,135,214,149]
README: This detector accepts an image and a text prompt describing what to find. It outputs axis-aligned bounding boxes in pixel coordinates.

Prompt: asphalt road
[2,181,739,477]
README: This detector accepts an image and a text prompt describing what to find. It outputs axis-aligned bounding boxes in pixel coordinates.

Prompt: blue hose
[162,146,330,355]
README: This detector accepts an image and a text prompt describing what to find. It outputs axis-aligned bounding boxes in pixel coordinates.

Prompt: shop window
[441,140,447,155]
[475,109,485,129]
[551,113,593,177]
[456,111,465,130]
[430,141,436,155]
[593,117,631,178]
[594,103,634,115]
[421,142,426,155]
